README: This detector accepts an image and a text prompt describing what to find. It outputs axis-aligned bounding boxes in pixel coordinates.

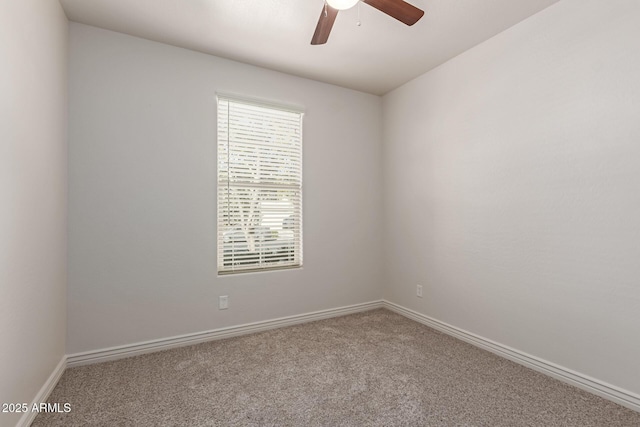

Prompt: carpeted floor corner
[33,309,640,426]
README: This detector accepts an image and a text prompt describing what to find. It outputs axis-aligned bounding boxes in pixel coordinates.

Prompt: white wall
[383,0,640,396]
[0,1,68,425]
[67,23,383,354]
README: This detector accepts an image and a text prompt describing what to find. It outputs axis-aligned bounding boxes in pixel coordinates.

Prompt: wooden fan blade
[311,5,339,45]
[363,0,424,26]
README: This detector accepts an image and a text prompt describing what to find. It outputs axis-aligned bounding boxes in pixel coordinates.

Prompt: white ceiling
[59,0,561,95]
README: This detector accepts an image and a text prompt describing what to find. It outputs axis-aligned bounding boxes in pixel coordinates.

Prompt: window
[217,95,303,275]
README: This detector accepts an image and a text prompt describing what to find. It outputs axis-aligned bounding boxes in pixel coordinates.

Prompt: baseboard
[16,355,67,427]
[382,300,640,413]
[67,300,384,367]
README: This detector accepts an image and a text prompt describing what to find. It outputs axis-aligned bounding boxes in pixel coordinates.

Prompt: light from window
[217,96,303,275]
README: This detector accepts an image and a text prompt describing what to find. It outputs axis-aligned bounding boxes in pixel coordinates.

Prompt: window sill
[217,264,303,278]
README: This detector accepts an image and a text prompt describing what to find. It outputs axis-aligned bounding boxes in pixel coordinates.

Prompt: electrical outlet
[416,285,423,298]
[219,295,229,310]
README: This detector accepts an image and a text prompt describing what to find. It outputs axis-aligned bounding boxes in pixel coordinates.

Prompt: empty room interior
[2,0,640,425]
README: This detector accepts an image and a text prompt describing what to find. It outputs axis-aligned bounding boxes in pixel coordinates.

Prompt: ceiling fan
[311,0,424,45]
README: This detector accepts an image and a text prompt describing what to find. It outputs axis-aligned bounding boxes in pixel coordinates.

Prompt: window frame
[216,93,304,276]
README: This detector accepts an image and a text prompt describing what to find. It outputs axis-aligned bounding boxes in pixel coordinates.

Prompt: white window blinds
[217,96,303,274]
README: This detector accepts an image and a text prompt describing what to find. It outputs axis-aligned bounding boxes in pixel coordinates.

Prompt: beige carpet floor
[33,309,640,426]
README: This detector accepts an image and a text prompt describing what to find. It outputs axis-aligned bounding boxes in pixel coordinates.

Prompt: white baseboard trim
[17,355,67,427]
[382,300,640,413]
[67,300,384,367]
